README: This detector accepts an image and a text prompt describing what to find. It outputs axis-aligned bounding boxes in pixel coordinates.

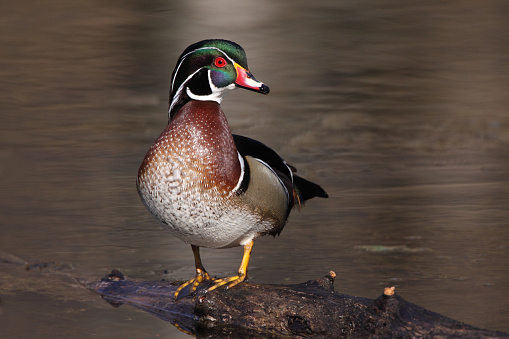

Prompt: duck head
[168,39,269,119]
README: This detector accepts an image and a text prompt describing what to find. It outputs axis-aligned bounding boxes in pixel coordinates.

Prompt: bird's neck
[170,100,242,194]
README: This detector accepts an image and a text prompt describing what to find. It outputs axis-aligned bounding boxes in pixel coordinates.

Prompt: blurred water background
[1,1,508,337]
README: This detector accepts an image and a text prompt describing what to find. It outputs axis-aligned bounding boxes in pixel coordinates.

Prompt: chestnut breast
[138,100,241,196]
[136,100,245,243]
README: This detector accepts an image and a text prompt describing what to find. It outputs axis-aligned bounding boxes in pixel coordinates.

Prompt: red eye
[214,57,227,68]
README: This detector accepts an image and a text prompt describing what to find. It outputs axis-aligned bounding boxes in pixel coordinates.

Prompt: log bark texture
[88,270,509,338]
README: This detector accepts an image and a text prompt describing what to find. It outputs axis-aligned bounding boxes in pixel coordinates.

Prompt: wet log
[88,270,508,338]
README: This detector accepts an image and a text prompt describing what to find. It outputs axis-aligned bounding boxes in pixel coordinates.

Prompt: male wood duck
[137,39,328,301]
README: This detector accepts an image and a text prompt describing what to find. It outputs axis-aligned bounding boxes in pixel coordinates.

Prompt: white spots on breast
[137,102,274,248]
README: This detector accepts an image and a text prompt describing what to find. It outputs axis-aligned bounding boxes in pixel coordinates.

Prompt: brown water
[1,1,509,337]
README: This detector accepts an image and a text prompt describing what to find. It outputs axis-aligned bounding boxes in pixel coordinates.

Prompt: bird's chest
[137,101,241,225]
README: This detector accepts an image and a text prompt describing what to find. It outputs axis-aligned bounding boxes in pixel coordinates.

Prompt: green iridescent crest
[168,40,250,116]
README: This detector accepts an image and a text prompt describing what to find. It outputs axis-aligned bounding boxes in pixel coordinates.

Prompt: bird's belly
[161,202,270,249]
[137,170,273,249]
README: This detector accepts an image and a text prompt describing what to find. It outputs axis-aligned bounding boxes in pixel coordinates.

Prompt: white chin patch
[186,70,235,103]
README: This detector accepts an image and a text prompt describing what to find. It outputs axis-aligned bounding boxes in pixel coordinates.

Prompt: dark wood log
[87,270,509,338]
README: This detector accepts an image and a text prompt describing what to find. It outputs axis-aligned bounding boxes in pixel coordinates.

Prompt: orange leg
[205,240,253,293]
[174,245,217,301]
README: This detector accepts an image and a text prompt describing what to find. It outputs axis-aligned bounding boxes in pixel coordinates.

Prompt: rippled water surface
[1,1,509,337]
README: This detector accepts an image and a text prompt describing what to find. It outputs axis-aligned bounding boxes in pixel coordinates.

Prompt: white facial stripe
[171,46,236,94]
[184,70,235,105]
[169,46,238,116]
[168,67,202,114]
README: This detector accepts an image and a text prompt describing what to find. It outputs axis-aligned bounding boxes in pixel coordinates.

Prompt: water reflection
[0,0,508,337]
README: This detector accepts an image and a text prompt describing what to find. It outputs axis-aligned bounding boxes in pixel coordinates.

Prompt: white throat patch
[185,70,235,104]
[168,46,238,116]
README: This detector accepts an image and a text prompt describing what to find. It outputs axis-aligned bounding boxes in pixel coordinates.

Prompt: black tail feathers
[293,175,328,202]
